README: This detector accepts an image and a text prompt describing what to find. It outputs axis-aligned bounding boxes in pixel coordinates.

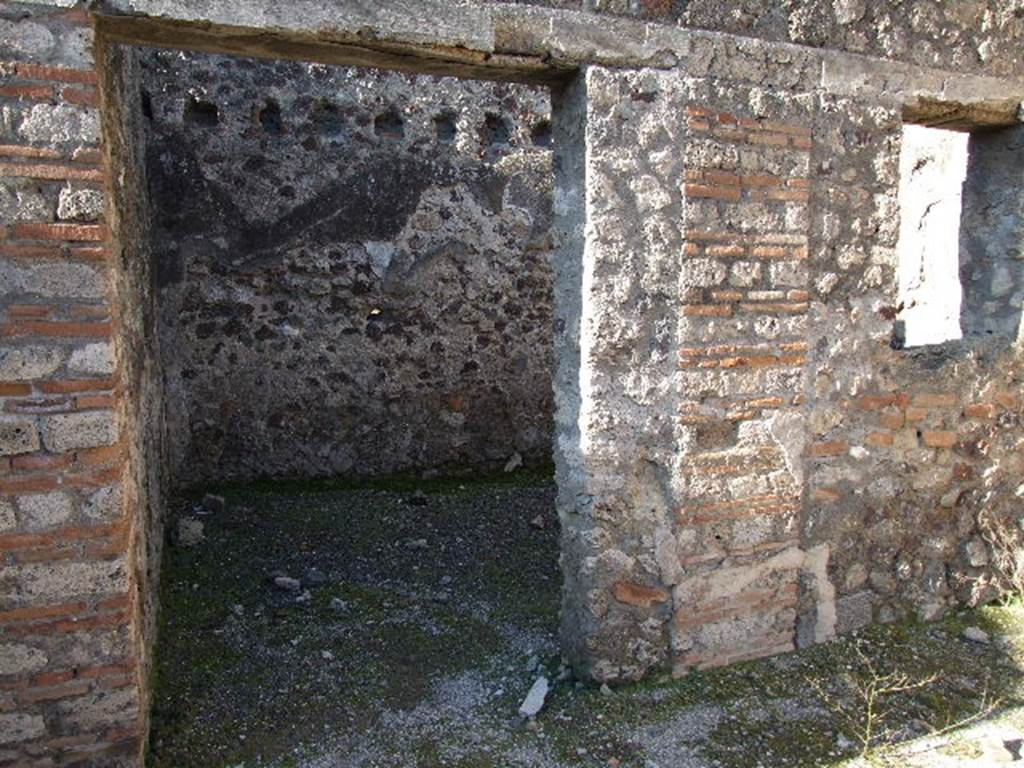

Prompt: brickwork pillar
[673,103,816,671]
[553,66,827,680]
[0,3,143,765]
[551,68,684,681]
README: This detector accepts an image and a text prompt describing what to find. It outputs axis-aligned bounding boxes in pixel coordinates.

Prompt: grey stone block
[83,484,122,522]
[0,182,50,223]
[67,342,115,375]
[58,187,106,223]
[0,19,55,58]
[0,346,64,382]
[0,714,46,746]
[57,686,139,731]
[41,411,118,453]
[0,559,128,604]
[17,492,74,531]
[835,591,874,635]
[0,500,14,532]
[0,417,40,457]
[0,260,108,300]
[0,644,48,676]
[17,103,100,146]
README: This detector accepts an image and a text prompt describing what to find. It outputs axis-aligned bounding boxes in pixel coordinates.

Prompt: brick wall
[555,69,823,680]
[673,105,813,670]
[0,4,142,766]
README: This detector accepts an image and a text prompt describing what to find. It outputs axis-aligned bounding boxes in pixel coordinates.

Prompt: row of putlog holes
[157,93,552,148]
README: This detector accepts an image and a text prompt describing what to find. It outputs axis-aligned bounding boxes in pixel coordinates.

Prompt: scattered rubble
[518,676,549,719]
[963,626,991,643]
[200,493,226,514]
[272,575,301,591]
[175,517,205,547]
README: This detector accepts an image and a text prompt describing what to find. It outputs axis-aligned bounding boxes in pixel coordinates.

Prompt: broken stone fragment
[518,676,549,719]
[201,493,226,514]
[273,576,301,591]
[963,626,991,644]
[964,538,990,567]
[503,452,522,472]
[175,517,204,547]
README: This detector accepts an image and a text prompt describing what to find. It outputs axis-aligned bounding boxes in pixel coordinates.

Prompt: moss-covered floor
[148,471,1024,767]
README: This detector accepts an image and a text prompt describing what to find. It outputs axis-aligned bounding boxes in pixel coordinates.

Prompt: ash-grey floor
[149,472,1024,768]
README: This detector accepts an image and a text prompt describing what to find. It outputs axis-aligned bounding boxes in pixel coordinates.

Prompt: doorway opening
[127,47,563,765]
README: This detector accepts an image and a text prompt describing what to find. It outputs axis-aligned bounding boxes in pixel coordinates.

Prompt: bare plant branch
[977,508,1024,599]
[804,640,942,758]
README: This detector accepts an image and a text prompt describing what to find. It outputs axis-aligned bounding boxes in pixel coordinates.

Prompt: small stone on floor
[963,626,991,643]
[518,676,549,718]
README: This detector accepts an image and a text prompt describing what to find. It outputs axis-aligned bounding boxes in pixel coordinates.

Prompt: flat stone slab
[99,0,495,52]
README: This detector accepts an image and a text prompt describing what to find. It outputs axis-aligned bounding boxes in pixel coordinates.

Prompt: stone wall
[2,0,1024,764]
[556,65,820,678]
[544,18,1024,681]
[139,51,555,485]
[517,0,1024,80]
[801,115,1024,639]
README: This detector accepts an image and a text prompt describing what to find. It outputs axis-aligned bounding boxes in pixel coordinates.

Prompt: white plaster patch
[767,409,805,487]
[803,545,837,644]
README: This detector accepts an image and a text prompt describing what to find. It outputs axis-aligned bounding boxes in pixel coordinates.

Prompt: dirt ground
[148,471,1024,768]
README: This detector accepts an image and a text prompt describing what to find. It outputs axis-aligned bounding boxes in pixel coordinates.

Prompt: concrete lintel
[97,0,496,53]
[490,5,682,69]
[91,3,566,85]
[93,14,562,85]
[821,49,1024,124]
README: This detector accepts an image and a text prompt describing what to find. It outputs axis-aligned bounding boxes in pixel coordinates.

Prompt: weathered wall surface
[801,114,1024,639]
[515,0,1024,79]
[553,28,1024,682]
[0,2,143,766]
[140,50,555,484]
[97,37,166,765]
[558,63,818,679]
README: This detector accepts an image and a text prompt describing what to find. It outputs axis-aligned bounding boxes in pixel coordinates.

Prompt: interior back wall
[140,50,556,486]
